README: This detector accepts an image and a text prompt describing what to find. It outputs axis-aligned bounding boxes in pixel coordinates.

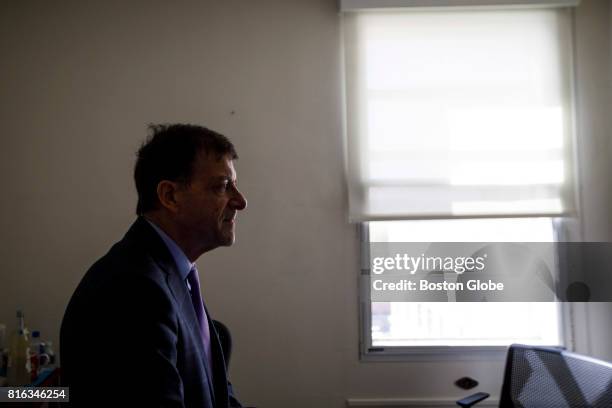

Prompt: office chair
[213,319,232,369]
[457,344,612,407]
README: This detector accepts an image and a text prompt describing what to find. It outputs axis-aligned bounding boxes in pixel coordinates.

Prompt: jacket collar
[143,217,194,282]
[122,216,178,277]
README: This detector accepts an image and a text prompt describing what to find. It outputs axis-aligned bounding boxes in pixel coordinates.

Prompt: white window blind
[342,7,577,221]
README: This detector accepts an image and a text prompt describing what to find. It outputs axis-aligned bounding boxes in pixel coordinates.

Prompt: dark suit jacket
[60,217,241,407]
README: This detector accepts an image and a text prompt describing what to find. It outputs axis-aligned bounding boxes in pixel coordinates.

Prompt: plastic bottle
[44,341,56,366]
[29,331,44,382]
[8,310,30,385]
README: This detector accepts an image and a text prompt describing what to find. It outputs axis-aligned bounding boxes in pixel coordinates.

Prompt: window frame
[344,3,582,362]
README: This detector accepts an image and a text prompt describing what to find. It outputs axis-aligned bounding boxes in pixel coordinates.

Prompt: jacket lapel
[166,271,216,404]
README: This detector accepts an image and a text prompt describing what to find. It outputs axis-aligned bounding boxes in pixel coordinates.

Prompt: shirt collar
[144,218,194,281]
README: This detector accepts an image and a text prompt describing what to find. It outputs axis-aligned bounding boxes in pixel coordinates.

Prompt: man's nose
[231,188,247,211]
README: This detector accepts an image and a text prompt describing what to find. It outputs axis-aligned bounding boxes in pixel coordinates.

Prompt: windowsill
[361,345,511,362]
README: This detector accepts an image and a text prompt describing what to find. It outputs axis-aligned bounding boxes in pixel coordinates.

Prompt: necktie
[186,266,213,373]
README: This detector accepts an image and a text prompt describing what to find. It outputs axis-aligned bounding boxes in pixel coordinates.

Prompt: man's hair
[134,123,238,215]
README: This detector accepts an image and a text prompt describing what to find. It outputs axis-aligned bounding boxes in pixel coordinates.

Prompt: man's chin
[219,233,235,247]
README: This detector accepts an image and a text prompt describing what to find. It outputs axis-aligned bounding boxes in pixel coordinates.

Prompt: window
[366,218,564,351]
[342,3,577,357]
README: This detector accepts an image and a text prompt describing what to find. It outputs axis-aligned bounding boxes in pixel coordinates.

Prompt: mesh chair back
[500,344,612,408]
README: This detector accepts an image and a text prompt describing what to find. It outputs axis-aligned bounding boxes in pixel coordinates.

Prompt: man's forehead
[194,151,236,177]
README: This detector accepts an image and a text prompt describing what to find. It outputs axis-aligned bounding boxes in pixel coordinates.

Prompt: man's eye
[213,179,235,193]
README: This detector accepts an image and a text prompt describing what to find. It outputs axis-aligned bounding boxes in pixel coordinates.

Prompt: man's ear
[156,180,183,213]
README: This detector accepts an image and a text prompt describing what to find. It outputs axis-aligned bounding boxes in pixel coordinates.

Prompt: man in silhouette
[61,124,247,407]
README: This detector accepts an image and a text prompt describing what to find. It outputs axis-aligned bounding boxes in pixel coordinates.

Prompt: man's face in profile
[175,152,247,255]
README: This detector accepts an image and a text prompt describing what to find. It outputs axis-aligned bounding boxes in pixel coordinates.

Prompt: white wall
[574,0,612,242]
[571,0,612,364]
[0,1,610,407]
